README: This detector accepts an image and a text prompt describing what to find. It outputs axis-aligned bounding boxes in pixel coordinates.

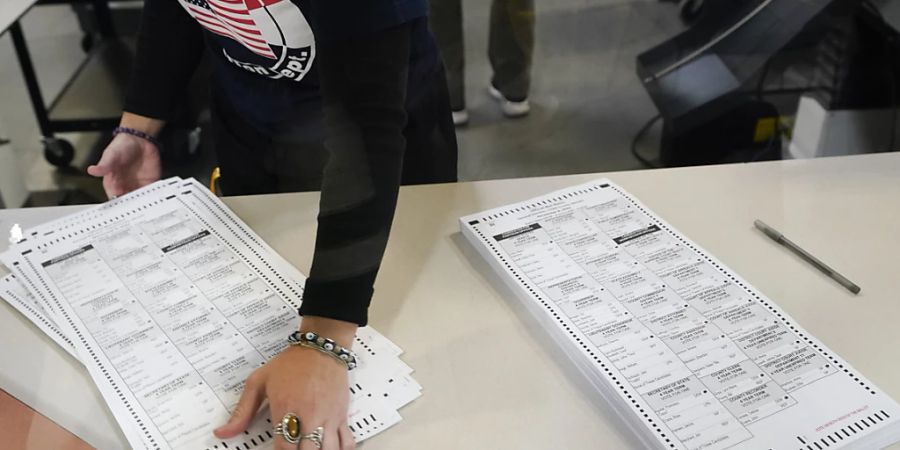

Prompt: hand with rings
[214,317,357,450]
[274,414,324,448]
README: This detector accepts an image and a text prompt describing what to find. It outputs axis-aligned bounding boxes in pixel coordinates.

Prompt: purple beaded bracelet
[112,126,163,151]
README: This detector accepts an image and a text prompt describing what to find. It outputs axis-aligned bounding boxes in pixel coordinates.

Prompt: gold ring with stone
[273,412,302,444]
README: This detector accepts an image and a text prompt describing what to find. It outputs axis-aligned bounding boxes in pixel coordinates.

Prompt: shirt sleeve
[297,21,413,327]
[123,0,205,120]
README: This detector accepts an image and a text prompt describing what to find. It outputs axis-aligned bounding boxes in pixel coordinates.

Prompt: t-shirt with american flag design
[131,0,430,131]
[179,0,316,82]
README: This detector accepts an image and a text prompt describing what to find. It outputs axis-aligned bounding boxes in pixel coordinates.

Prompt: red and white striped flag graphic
[182,0,278,59]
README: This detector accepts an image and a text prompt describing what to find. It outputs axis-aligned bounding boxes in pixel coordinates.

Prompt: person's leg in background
[488,0,535,118]
[428,0,469,126]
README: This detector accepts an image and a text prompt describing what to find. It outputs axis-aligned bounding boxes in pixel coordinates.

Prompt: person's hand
[214,346,355,450]
[215,318,357,450]
[87,133,161,198]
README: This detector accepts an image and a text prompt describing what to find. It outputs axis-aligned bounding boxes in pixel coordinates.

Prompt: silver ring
[273,412,302,444]
[301,427,324,449]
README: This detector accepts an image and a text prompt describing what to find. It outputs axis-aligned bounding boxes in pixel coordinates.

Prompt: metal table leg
[8,21,76,167]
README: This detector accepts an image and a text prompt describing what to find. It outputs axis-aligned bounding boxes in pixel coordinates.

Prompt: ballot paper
[460,179,900,450]
[0,273,78,359]
[0,178,419,450]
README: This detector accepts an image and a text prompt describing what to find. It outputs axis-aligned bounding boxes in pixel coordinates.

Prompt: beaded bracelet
[287,331,358,371]
[112,126,163,151]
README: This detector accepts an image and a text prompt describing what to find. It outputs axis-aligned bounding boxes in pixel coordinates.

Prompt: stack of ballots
[460,178,900,450]
[0,177,420,450]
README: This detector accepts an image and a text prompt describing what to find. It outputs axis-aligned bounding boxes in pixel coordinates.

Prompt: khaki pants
[430,0,535,110]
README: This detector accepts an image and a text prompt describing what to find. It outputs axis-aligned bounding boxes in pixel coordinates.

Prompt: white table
[0,0,34,36]
[2,153,900,449]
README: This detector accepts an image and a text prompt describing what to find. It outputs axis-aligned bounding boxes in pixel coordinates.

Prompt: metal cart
[9,0,134,167]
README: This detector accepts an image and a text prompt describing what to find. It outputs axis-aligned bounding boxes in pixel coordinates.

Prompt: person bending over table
[87,1,458,449]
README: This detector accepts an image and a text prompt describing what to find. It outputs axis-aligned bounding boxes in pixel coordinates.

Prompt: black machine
[636,0,900,167]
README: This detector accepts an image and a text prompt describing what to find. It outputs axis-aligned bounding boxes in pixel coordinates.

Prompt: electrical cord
[752,59,786,162]
[637,1,900,169]
[756,58,772,101]
[889,43,897,151]
[631,115,662,168]
[886,34,898,152]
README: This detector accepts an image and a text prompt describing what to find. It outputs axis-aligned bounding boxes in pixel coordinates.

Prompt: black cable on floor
[756,58,772,101]
[631,114,662,168]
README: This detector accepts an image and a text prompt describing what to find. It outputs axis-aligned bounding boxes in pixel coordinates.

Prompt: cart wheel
[679,0,705,23]
[44,138,75,167]
[81,34,94,53]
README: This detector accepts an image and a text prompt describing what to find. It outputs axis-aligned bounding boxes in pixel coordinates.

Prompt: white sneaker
[452,109,469,126]
[488,85,530,118]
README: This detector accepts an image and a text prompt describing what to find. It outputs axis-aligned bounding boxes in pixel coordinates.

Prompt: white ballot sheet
[0,273,78,359]
[1,178,419,450]
[4,178,187,324]
[460,179,900,450]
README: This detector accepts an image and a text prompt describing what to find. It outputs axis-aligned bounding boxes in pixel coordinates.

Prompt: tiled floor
[0,0,682,207]
[0,4,99,203]
[456,0,682,180]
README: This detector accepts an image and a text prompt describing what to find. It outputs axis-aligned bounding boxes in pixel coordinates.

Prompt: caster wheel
[679,0,705,24]
[44,138,75,167]
[81,33,95,53]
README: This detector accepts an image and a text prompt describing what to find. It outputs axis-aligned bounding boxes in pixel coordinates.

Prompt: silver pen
[754,220,861,295]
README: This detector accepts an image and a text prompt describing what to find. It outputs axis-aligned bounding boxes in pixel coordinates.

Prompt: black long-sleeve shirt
[124,0,431,326]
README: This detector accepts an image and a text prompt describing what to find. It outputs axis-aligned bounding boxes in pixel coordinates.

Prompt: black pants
[211,33,459,196]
